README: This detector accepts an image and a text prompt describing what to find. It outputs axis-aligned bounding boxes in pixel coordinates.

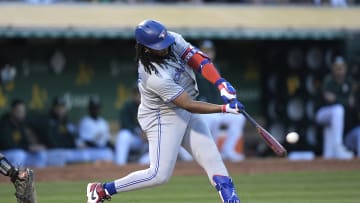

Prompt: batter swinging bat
[240,110,287,157]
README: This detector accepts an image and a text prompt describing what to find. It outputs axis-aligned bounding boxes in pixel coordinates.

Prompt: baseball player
[86,19,244,203]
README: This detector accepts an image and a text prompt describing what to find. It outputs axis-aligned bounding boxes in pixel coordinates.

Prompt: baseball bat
[241,110,287,157]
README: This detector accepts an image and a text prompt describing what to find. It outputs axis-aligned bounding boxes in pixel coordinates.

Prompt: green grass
[1,170,360,203]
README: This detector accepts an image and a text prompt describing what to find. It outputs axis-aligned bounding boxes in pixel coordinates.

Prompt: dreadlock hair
[135,43,176,74]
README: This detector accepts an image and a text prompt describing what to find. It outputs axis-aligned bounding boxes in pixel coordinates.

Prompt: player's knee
[150,167,171,186]
[152,174,171,186]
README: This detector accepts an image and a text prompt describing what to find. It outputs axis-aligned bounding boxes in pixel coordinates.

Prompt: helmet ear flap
[135,19,175,51]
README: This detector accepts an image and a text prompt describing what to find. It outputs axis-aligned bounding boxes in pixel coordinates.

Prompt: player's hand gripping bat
[240,110,287,157]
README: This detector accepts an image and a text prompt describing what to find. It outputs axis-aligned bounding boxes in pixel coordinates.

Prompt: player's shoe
[86,182,111,203]
[213,175,241,203]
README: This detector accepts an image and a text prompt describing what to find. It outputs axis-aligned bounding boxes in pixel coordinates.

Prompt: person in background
[115,86,148,165]
[315,56,354,160]
[35,96,89,166]
[78,96,114,163]
[196,40,247,162]
[0,99,47,168]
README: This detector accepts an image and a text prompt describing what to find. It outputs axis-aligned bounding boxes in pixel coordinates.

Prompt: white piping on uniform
[116,111,162,189]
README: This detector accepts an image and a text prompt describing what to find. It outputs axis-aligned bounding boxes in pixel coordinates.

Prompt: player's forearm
[172,91,222,114]
[183,100,222,114]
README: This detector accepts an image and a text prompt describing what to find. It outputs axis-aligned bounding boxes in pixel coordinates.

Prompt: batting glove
[215,78,237,103]
[222,100,245,114]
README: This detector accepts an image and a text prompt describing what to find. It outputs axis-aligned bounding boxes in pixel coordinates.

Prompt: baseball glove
[11,168,37,203]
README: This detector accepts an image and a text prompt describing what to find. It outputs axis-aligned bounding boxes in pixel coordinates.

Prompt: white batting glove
[221,100,245,114]
[215,78,237,103]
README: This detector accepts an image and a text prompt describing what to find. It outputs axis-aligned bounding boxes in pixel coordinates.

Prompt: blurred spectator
[314,0,348,7]
[78,96,114,163]
[0,99,47,168]
[25,0,58,4]
[115,86,148,165]
[315,56,354,160]
[34,96,90,166]
[43,97,77,149]
[196,40,246,162]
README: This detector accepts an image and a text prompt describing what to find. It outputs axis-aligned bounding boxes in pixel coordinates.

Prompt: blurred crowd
[0,91,160,168]
[0,0,358,6]
[0,83,244,169]
[0,96,115,168]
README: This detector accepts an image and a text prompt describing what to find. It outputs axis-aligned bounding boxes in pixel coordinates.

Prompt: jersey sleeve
[147,73,184,103]
[169,31,192,58]
[170,31,221,85]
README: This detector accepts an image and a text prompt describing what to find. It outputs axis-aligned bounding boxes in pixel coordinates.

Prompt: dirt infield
[1,158,359,182]
[2,158,358,182]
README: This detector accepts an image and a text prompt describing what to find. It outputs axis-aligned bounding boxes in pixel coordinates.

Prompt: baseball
[286,132,299,144]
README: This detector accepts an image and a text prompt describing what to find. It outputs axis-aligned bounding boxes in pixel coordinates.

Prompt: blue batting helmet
[135,20,175,51]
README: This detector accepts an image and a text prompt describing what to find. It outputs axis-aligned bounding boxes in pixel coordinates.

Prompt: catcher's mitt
[11,168,37,203]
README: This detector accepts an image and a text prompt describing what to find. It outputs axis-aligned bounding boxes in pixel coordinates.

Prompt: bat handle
[240,110,258,128]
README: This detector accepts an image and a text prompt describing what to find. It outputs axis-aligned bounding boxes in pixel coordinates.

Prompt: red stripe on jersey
[181,48,193,61]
